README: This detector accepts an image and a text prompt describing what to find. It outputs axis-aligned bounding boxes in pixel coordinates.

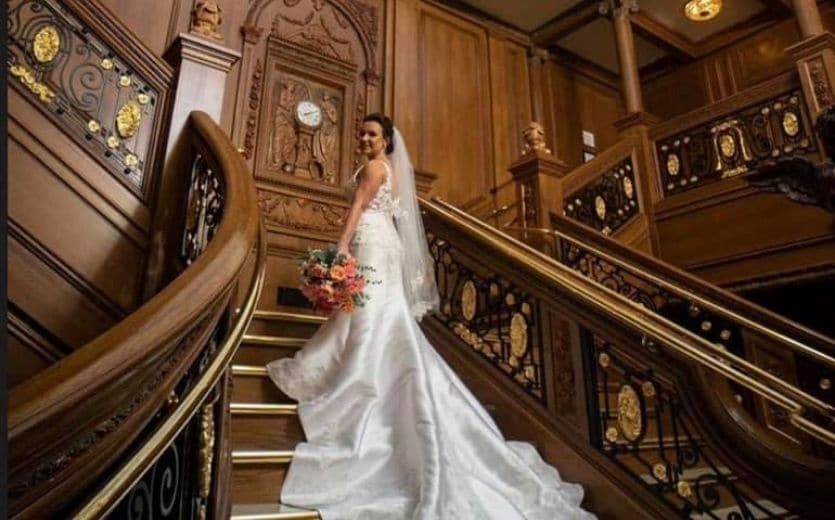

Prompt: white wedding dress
[267,165,595,520]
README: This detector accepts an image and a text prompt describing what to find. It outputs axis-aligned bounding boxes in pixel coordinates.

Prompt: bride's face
[359,121,388,158]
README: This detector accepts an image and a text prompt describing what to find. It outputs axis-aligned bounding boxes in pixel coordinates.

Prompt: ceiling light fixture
[684,0,723,22]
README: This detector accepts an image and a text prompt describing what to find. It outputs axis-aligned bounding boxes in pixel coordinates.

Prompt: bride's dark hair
[363,113,395,154]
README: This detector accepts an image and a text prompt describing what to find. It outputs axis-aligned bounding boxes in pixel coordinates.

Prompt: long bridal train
[267,165,594,519]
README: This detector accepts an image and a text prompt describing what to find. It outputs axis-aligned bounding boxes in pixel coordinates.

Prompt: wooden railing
[423,197,834,518]
[8,112,264,519]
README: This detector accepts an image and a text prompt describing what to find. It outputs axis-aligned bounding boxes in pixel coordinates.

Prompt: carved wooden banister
[509,134,653,252]
[422,197,835,517]
[8,111,263,519]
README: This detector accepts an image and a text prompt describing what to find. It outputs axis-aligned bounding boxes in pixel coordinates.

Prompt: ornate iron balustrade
[550,226,834,449]
[585,333,797,519]
[7,0,169,192]
[562,156,640,235]
[428,233,546,403]
[654,88,817,197]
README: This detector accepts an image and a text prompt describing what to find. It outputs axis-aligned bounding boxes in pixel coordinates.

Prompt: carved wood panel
[238,0,382,303]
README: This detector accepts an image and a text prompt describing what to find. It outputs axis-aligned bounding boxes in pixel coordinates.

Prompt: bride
[267,113,595,519]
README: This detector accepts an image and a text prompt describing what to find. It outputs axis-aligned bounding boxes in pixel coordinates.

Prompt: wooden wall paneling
[6,305,74,388]
[654,183,835,287]
[8,125,146,312]
[544,60,583,168]
[416,2,493,206]
[488,36,533,209]
[7,234,118,351]
[644,63,709,120]
[99,0,181,57]
[643,17,805,120]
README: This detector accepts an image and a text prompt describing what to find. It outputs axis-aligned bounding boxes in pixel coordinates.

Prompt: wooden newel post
[786,0,835,124]
[508,123,569,233]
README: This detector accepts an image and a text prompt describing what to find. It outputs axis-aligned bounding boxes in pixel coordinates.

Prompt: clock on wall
[295,100,323,129]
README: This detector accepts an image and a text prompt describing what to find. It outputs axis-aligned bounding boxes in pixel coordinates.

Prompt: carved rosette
[563,157,639,235]
[656,90,816,196]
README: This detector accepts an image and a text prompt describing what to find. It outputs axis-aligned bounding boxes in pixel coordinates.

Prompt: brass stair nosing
[230,509,320,520]
[232,449,294,464]
[231,402,298,415]
[254,309,327,325]
[232,364,269,377]
[242,335,308,348]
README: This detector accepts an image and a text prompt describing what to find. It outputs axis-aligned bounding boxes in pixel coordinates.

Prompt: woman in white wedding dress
[267,114,595,520]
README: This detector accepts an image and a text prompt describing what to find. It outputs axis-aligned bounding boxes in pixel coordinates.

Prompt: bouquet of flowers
[297,247,371,314]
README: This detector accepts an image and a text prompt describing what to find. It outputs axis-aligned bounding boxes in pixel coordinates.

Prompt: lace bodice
[350,161,401,215]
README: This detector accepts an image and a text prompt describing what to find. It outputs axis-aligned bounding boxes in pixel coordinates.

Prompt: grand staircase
[229,309,326,519]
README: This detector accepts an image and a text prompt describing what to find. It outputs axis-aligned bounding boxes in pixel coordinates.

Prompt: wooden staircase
[229,309,326,520]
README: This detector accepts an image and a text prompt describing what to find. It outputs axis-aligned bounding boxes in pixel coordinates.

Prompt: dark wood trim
[7,304,74,363]
[532,0,600,47]
[548,47,621,91]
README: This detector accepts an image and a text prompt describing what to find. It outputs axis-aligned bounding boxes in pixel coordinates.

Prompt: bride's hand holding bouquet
[297,246,371,315]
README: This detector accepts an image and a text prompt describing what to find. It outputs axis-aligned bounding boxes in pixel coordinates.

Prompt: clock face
[295,100,323,128]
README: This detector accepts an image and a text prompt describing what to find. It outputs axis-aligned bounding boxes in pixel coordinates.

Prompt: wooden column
[792,0,825,38]
[612,2,643,114]
[143,34,241,297]
[606,1,662,252]
[786,0,835,122]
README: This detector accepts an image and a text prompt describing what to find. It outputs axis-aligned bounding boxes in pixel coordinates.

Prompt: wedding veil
[389,128,439,320]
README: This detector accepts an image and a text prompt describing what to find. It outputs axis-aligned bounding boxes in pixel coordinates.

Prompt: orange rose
[330,264,346,282]
[344,262,357,278]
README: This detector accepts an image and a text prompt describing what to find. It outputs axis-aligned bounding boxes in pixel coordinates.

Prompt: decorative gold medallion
[666,153,680,177]
[119,75,132,87]
[622,176,634,199]
[820,378,832,390]
[719,134,736,158]
[33,25,61,63]
[598,352,611,368]
[505,293,516,306]
[677,480,693,498]
[461,281,477,322]
[101,58,113,70]
[520,302,531,316]
[510,313,528,358]
[116,100,142,138]
[700,320,712,332]
[719,329,731,341]
[10,64,55,103]
[653,463,667,481]
[782,111,800,137]
[594,196,607,221]
[87,119,101,133]
[617,384,642,442]
[125,153,139,167]
[106,136,120,149]
[605,427,618,442]
[137,93,150,105]
[642,381,656,398]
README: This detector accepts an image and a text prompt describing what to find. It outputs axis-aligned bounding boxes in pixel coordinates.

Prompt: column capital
[598,0,639,17]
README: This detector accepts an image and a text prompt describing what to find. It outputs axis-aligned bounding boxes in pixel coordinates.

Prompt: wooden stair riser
[232,414,305,451]
[236,343,302,366]
[232,464,289,504]
[232,373,290,403]
[248,317,322,339]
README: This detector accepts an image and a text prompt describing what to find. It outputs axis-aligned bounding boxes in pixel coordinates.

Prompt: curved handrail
[8,111,261,517]
[425,198,835,444]
[76,223,267,518]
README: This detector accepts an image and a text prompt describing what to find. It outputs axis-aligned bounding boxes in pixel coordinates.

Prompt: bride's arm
[337,160,387,255]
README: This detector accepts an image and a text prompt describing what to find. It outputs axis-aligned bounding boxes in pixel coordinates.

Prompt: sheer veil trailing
[389,127,439,320]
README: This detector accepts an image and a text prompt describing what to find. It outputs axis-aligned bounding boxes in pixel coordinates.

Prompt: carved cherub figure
[191,0,223,40]
[747,105,835,213]
[522,122,552,155]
